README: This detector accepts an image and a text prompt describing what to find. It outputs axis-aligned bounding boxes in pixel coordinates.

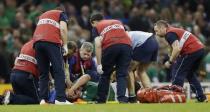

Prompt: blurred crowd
[0,0,210,84]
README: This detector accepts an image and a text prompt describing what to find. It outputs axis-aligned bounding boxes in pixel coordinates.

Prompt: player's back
[128,31,153,49]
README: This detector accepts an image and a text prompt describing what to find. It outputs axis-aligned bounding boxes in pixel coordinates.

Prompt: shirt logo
[16,54,37,65]
[100,24,124,37]
[37,18,60,29]
[179,31,191,48]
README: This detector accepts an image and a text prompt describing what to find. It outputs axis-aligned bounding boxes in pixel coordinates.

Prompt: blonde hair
[154,20,169,28]
[80,42,93,52]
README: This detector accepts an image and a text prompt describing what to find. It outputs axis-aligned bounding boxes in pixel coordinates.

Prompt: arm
[95,36,102,65]
[164,32,180,68]
[95,36,104,74]
[65,56,76,88]
[64,61,73,89]
[60,21,68,45]
[169,40,181,62]
[60,12,69,55]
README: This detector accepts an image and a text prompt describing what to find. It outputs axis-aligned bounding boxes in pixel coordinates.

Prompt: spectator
[77,5,91,30]
[4,0,17,24]
[0,3,10,36]
[160,8,173,23]
[41,0,58,11]
[193,25,206,44]
[128,6,151,31]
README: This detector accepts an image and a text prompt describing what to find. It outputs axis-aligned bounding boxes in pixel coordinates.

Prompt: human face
[80,49,92,61]
[154,25,167,38]
[91,21,98,27]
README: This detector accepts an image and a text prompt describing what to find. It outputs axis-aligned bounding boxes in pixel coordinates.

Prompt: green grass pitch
[0,101,209,112]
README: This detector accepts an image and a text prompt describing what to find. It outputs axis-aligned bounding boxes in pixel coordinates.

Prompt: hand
[66,88,82,100]
[63,44,68,56]
[65,79,73,89]
[164,61,171,68]
[97,64,104,74]
[172,40,181,52]
[66,88,75,98]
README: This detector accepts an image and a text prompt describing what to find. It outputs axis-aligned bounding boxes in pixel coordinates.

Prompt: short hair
[67,41,77,51]
[90,13,104,24]
[154,20,169,27]
[80,42,94,52]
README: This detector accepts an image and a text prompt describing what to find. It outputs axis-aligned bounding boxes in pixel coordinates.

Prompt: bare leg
[128,71,135,97]
[127,61,139,103]
[137,62,151,88]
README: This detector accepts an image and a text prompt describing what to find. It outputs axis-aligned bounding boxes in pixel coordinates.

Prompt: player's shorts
[132,35,159,63]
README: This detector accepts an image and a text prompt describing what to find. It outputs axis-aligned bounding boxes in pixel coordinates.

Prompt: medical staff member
[90,13,132,103]
[154,20,207,102]
[33,7,71,104]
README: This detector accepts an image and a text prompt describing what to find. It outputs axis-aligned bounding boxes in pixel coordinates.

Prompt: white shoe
[55,100,73,105]
[3,91,10,105]
[40,99,48,105]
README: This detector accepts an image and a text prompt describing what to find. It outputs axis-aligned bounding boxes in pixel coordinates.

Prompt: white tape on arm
[179,31,191,48]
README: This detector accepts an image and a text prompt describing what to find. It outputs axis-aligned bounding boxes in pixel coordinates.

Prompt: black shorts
[132,35,159,63]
